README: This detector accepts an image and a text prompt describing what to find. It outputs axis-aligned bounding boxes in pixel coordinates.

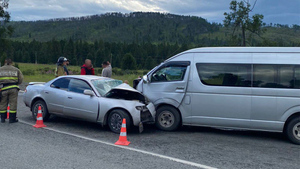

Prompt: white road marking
[19,120,217,169]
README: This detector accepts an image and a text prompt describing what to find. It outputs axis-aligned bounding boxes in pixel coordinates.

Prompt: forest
[2,12,300,69]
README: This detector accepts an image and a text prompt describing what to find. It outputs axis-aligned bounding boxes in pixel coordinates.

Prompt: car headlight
[136,106,147,111]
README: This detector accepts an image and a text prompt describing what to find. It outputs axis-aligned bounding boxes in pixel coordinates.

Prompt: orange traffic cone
[6,105,9,119]
[33,106,46,128]
[115,118,130,146]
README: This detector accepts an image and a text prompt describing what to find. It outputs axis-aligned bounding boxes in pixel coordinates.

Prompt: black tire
[285,117,300,145]
[32,100,50,122]
[108,109,131,133]
[155,105,181,131]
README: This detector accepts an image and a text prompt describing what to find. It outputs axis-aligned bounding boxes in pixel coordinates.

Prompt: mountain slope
[9,12,220,43]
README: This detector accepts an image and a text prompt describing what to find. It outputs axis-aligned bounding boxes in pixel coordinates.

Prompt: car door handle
[67,97,72,99]
[45,91,49,94]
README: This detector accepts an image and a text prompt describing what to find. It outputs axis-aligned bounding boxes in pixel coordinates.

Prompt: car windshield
[91,79,123,96]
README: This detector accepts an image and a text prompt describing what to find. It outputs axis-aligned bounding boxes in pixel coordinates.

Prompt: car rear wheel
[155,105,181,131]
[32,100,50,122]
[285,116,300,145]
[108,109,131,133]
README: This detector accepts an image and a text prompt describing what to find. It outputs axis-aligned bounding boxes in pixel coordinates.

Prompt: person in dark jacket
[64,59,70,75]
[81,59,95,75]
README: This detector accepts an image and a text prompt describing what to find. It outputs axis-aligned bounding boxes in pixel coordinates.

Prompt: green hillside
[9,12,220,44]
[9,12,300,46]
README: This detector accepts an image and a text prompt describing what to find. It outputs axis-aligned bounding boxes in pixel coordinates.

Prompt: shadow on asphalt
[39,114,290,145]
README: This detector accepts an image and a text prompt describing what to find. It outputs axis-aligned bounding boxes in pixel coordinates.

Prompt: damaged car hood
[104,83,149,104]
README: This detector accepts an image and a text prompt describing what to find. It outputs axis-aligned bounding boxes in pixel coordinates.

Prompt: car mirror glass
[83,89,94,96]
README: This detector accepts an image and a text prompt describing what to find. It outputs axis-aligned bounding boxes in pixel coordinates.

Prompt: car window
[50,78,70,90]
[151,66,187,82]
[68,79,92,94]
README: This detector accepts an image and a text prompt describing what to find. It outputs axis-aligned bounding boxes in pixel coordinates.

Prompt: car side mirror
[83,89,94,96]
[143,75,149,83]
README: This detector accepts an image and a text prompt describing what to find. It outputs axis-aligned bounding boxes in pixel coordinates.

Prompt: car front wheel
[285,116,300,145]
[155,105,181,131]
[108,109,131,133]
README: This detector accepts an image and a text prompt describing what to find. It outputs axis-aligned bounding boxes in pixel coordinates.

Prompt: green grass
[17,63,144,87]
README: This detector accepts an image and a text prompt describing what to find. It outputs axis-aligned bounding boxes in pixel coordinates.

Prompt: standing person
[64,59,70,75]
[55,57,67,77]
[0,59,23,123]
[81,59,95,75]
[101,61,112,78]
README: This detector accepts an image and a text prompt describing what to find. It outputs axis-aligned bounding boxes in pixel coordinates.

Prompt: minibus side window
[253,65,277,88]
[295,66,300,88]
[278,65,294,88]
[151,66,187,82]
[196,63,251,87]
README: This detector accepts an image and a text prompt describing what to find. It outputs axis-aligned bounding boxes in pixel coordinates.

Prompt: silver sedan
[23,75,156,133]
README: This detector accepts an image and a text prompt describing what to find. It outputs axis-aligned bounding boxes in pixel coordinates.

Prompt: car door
[63,78,99,122]
[143,61,190,107]
[43,78,70,114]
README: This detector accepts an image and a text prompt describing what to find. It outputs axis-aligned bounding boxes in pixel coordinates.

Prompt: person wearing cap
[64,59,70,75]
[55,57,68,77]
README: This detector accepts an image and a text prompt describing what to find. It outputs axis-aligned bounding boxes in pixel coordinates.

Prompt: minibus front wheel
[285,116,300,145]
[155,105,181,131]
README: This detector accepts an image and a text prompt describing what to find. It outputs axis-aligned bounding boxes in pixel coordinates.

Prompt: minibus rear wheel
[155,105,180,131]
[285,116,300,145]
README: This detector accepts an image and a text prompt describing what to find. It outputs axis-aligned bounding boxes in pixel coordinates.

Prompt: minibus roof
[166,47,300,62]
[185,47,300,53]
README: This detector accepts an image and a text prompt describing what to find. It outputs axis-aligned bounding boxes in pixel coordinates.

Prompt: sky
[7,0,300,25]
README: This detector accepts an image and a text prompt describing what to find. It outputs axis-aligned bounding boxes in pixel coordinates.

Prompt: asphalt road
[0,93,299,169]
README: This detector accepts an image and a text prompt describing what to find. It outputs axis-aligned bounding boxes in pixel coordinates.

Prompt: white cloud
[6,0,300,24]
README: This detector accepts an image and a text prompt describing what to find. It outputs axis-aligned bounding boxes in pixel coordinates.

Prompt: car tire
[285,116,300,145]
[32,100,50,122]
[108,109,131,134]
[155,105,181,131]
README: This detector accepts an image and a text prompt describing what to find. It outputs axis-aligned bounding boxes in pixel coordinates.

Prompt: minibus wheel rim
[158,111,174,128]
[292,122,300,140]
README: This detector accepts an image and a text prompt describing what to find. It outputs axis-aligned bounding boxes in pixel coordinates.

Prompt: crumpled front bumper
[140,102,156,123]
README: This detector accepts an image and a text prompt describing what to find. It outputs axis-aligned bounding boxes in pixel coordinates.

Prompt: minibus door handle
[175,87,185,92]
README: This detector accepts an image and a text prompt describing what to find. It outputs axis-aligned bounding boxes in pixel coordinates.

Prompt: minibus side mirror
[143,75,149,83]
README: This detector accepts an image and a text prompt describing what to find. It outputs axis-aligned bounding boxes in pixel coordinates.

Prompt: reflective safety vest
[1,85,19,91]
[0,65,23,91]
